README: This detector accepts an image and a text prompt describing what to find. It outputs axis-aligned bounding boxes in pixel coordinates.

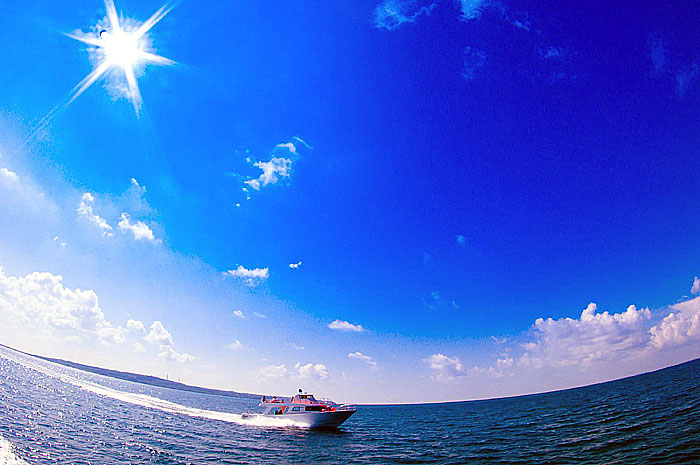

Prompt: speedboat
[242,390,357,428]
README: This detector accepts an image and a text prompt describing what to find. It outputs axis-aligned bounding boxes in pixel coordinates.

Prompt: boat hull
[245,409,356,428]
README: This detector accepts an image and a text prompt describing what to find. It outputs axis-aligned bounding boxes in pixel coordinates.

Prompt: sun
[66,0,174,116]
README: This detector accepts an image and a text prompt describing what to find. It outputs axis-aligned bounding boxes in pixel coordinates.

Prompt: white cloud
[223,265,270,286]
[77,192,113,237]
[143,320,174,347]
[233,310,245,319]
[157,347,195,363]
[254,312,267,319]
[328,319,365,332]
[133,342,146,353]
[97,326,125,345]
[254,361,329,381]
[0,267,125,344]
[348,351,377,368]
[458,0,487,20]
[649,297,700,349]
[245,157,292,191]
[424,353,465,382]
[291,342,305,350]
[294,362,329,380]
[691,277,700,295]
[289,261,302,269]
[373,0,436,30]
[0,167,19,182]
[53,236,67,249]
[255,364,289,380]
[118,213,157,242]
[276,142,297,154]
[519,303,652,368]
[225,340,244,350]
[126,319,146,332]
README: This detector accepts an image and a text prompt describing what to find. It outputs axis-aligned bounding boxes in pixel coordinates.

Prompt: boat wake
[0,434,28,465]
[0,348,305,429]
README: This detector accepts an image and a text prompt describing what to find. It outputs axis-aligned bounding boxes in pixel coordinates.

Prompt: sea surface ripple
[1,346,699,464]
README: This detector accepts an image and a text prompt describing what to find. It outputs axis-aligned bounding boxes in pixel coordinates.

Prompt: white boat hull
[244,409,355,428]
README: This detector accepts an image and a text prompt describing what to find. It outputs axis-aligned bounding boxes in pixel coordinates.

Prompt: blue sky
[1,0,700,403]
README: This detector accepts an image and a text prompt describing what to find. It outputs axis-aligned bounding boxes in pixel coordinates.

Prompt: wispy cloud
[0,167,19,182]
[458,0,488,21]
[289,261,302,269]
[225,340,244,350]
[462,46,486,81]
[77,192,113,237]
[373,0,436,30]
[328,319,365,332]
[456,235,466,245]
[648,38,667,73]
[233,310,245,319]
[349,351,378,368]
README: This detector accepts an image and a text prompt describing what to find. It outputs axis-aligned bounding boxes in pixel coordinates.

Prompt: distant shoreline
[0,343,260,400]
[2,343,698,406]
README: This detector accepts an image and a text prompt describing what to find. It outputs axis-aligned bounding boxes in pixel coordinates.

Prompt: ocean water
[1,347,699,464]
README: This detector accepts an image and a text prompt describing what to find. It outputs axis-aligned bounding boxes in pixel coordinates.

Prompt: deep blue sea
[1,346,699,464]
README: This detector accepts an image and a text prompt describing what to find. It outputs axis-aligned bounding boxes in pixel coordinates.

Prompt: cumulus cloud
[649,297,700,349]
[245,157,292,191]
[519,303,652,368]
[255,364,289,380]
[133,342,146,353]
[424,353,465,382]
[144,320,174,347]
[223,265,269,286]
[0,267,128,345]
[294,362,329,380]
[373,0,435,30]
[328,319,365,332]
[348,351,378,368]
[157,347,195,363]
[691,277,700,295]
[289,261,302,269]
[233,310,245,319]
[118,213,157,242]
[77,192,113,237]
[126,319,146,332]
[97,326,126,345]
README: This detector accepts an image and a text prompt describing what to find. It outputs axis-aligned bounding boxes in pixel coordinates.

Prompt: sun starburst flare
[65,0,175,116]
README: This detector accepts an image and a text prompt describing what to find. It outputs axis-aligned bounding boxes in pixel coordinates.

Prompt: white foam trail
[0,434,28,465]
[0,348,305,429]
